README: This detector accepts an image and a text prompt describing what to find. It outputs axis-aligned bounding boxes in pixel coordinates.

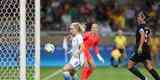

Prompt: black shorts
[118,48,124,54]
[130,45,151,63]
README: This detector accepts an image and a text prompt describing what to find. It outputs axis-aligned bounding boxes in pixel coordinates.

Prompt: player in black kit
[128,11,160,80]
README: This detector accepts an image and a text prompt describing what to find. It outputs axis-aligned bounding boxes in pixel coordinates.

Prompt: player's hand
[138,47,142,54]
[97,54,104,63]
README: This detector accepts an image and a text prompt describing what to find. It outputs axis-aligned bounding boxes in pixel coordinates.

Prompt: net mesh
[0,0,20,79]
[0,0,36,80]
[26,0,35,80]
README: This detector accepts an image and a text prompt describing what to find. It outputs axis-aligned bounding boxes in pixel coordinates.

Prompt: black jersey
[136,24,151,47]
[130,24,152,62]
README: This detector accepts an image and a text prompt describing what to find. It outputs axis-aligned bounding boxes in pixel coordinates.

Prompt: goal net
[0,0,40,80]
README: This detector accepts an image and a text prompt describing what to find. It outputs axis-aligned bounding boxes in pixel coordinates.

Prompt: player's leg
[80,48,96,80]
[143,45,160,80]
[64,70,77,80]
[80,61,95,80]
[42,63,76,80]
[144,60,160,80]
[128,60,146,80]
[64,71,73,80]
[63,63,78,80]
[80,47,95,80]
[63,64,74,80]
[118,48,124,65]
[64,55,84,80]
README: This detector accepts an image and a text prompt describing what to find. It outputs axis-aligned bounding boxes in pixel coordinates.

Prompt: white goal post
[20,0,40,79]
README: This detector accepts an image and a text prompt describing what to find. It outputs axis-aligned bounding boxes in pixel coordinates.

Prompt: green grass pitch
[41,67,160,80]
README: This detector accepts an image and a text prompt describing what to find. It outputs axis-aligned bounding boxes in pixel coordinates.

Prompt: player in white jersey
[62,22,84,80]
[43,22,84,80]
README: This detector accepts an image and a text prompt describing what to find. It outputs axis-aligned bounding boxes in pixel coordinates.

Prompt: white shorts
[69,53,84,68]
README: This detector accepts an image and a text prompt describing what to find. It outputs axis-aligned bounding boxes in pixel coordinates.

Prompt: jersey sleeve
[93,36,100,55]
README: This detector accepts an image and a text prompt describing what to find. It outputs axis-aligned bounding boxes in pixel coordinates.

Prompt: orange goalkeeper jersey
[83,32,100,61]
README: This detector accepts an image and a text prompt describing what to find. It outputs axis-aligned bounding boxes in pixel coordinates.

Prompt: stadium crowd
[41,0,160,32]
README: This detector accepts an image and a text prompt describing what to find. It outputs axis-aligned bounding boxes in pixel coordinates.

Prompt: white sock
[64,72,72,80]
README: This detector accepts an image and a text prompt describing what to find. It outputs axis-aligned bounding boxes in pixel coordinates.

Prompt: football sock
[148,69,160,80]
[129,67,145,80]
[80,66,92,80]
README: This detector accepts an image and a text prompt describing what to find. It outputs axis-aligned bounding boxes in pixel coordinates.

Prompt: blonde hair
[71,22,85,33]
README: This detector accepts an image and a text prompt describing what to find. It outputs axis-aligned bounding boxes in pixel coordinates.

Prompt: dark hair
[136,10,148,21]
[85,23,92,32]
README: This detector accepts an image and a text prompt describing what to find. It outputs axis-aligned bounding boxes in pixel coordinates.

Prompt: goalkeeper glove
[97,54,104,63]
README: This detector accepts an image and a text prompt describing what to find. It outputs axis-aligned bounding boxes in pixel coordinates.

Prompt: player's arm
[63,36,68,52]
[93,38,104,63]
[63,35,73,54]
[138,29,145,53]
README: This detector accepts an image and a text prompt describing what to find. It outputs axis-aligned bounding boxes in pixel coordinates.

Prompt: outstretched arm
[93,38,104,63]
[63,36,68,52]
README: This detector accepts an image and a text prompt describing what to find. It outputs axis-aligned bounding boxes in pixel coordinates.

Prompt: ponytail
[71,22,85,33]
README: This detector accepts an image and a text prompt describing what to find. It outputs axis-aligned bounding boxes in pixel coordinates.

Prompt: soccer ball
[44,43,55,53]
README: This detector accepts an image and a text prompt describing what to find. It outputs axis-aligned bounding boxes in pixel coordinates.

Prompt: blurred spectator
[41,0,160,32]
[125,7,135,28]
[61,14,71,26]
[150,37,159,67]
[46,7,53,23]
[99,22,112,37]
[95,0,107,21]
[114,30,127,52]
[112,8,126,30]
[104,6,113,21]
[79,1,94,16]
[113,30,127,66]
[68,6,79,21]
[50,1,62,23]
[147,3,159,34]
